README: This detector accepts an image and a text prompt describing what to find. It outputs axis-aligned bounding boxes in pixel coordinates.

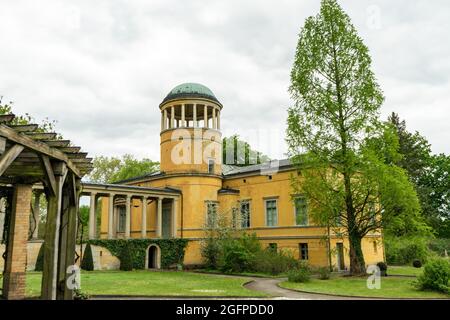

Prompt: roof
[222,159,293,177]
[82,182,181,195]
[161,83,220,105]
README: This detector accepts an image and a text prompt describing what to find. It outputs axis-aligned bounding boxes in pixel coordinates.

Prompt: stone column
[88,192,97,239]
[108,193,115,239]
[125,195,131,239]
[161,112,164,130]
[163,109,167,130]
[193,104,197,127]
[156,197,163,238]
[181,104,185,127]
[212,107,216,129]
[32,190,42,239]
[204,105,208,128]
[141,197,147,238]
[2,184,32,300]
[172,198,178,238]
[170,106,175,128]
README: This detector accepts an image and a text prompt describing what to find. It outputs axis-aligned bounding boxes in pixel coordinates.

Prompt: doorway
[337,243,345,271]
[146,244,161,269]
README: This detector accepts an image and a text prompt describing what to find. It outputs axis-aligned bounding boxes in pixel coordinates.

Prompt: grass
[280,276,449,299]
[24,271,268,298]
[388,265,423,277]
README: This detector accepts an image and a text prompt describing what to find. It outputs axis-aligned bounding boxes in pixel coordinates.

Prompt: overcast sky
[0,0,449,162]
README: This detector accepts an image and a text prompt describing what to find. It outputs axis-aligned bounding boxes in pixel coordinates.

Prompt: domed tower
[159,83,222,175]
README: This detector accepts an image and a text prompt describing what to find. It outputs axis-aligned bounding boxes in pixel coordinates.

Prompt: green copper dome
[161,83,220,105]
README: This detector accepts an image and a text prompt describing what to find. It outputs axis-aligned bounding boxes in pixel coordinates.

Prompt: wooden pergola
[0,113,93,300]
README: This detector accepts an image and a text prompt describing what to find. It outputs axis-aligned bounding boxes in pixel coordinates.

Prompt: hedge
[88,238,188,269]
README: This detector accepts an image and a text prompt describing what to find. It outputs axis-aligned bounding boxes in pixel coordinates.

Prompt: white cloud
[0,0,448,162]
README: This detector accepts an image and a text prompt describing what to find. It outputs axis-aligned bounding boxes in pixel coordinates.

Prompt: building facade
[98,83,385,270]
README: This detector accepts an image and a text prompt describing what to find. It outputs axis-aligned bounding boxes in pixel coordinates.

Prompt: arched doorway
[146,244,161,269]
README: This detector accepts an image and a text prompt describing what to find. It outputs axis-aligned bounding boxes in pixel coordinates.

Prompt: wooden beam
[41,140,71,148]
[9,124,39,132]
[39,155,57,195]
[66,152,88,159]
[70,158,93,164]
[0,114,15,123]
[0,125,81,177]
[0,137,6,154]
[56,147,81,153]
[0,144,25,176]
[25,132,58,140]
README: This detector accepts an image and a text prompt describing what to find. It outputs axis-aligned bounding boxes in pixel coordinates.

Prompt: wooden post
[2,184,32,300]
[32,190,42,239]
[41,162,67,300]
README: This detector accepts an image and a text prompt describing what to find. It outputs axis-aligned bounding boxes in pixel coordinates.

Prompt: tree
[287,0,420,274]
[222,135,270,166]
[80,243,94,271]
[88,154,159,183]
[418,154,450,237]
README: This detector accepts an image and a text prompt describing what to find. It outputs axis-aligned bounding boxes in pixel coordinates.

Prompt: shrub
[376,262,388,276]
[385,236,429,265]
[34,243,45,271]
[250,249,299,275]
[287,262,311,283]
[317,266,330,280]
[201,237,222,269]
[74,289,89,300]
[428,238,450,257]
[219,239,251,273]
[80,243,94,271]
[415,257,450,294]
[413,259,422,268]
[119,243,133,271]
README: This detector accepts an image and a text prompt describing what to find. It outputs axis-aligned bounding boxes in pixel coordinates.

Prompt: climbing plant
[89,239,188,269]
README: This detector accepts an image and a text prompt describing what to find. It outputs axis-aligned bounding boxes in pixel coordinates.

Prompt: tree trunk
[348,231,366,275]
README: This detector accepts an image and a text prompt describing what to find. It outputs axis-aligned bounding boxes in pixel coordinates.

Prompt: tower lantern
[159,83,222,175]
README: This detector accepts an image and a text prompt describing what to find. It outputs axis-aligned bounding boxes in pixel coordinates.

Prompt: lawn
[280,276,449,299]
[388,266,423,277]
[25,271,268,298]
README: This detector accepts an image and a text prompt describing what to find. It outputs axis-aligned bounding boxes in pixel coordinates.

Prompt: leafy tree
[222,135,270,166]
[88,154,159,183]
[418,154,450,237]
[287,0,420,274]
[388,112,432,184]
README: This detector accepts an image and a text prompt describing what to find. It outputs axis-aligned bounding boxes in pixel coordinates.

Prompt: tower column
[193,104,197,127]
[212,107,216,129]
[204,105,208,128]
[163,109,167,130]
[88,192,97,239]
[170,106,174,128]
[141,196,147,238]
[181,104,185,127]
[108,193,115,239]
[217,110,220,130]
[156,197,163,238]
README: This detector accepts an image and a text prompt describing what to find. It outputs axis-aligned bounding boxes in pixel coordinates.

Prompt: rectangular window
[208,159,214,174]
[231,207,239,229]
[295,197,308,226]
[265,199,278,227]
[240,201,251,228]
[373,241,378,254]
[206,201,218,227]
[118,206,126,232]
[268,243,277,252]
[299,243,309,260]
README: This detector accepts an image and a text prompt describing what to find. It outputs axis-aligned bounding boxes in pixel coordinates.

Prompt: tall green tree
[222,135,270,166]
[287,0,420,274]
[88,154,159,183]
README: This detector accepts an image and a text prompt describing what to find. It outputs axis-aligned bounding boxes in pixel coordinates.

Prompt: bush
[219,239,251,273]
[413,259,422,268]
[415,258,450,294]
[317,266,330,280]
[250,249,299,275]
[119,243,133,271]
[376,262,388,276]
[385,236,429,265]
[34,243,45,271]
[287,262,311,283]
[428,238,450,257]
[80,243,94,271]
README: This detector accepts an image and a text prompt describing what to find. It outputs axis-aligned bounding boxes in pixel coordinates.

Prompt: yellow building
[97,82,384,270]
